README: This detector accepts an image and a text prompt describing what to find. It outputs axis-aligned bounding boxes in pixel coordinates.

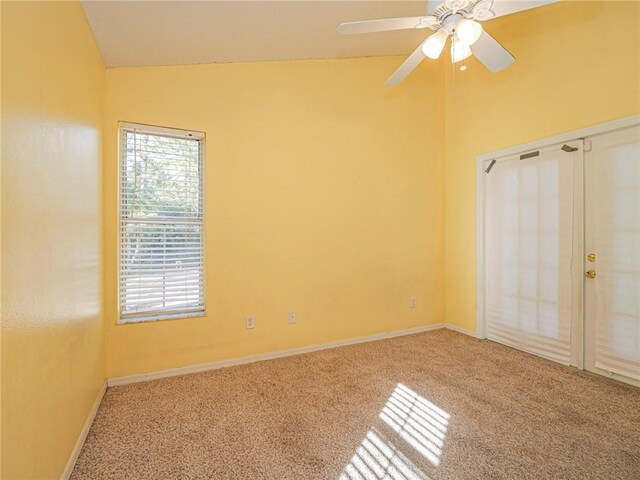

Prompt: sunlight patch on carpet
[379,384,450,466]
[338,428,430,480]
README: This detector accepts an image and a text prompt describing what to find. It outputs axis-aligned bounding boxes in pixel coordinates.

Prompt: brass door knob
[585,270,596,279]
[587,253,596,262]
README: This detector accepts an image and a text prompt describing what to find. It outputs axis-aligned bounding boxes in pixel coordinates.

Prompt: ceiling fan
[337,0,558,86]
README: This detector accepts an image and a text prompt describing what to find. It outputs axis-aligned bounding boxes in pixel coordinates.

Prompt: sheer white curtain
[592,137,640,379]
[485,146,577,364]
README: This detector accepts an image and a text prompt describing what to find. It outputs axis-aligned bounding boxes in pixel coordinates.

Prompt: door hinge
[584,140,592,152]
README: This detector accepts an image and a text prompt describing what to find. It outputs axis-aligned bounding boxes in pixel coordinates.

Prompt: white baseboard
[61,381,107,480]
[445,323,481,339]
[107,323,446,387]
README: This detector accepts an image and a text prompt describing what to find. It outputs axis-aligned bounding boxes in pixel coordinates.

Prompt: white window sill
[118,311,206,325]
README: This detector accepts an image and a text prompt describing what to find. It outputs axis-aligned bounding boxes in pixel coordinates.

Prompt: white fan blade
[385,44,426,87]
[338,16,436,35]
[471,31,514,72]
[489,0,559,19]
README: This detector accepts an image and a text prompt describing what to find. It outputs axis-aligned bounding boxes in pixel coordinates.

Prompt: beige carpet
[72,329,640,480]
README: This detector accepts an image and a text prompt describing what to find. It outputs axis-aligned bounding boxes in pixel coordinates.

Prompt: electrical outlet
[410,297,417,309]
[246,315,255,329]
[288,311,297,324]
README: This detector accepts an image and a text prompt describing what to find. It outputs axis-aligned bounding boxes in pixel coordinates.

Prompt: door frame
[476,115,640,369]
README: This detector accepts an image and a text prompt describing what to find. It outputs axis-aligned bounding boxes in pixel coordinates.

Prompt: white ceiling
[81,1,433,68]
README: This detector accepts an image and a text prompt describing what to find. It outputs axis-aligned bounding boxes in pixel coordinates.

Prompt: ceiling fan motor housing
[431,0,495,27]
[441,13,465,33]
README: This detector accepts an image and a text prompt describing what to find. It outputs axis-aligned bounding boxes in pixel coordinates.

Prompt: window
[119,122,205,323]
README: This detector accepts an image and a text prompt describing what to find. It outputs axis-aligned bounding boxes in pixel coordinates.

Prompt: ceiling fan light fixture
[421,30,448,60]
[455,19,483,46]
[451,41,472,63]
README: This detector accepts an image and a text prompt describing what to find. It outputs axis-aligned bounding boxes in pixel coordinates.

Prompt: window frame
[117,121,206,324]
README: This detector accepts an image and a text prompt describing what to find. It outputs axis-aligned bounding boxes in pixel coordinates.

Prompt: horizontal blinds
[119,126,205,322]
[485,145,577,365]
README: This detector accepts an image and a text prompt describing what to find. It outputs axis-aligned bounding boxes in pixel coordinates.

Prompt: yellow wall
[0,2,4,475]
[444,1,640,331]
[1,1,105,478]
[104,57,445,377]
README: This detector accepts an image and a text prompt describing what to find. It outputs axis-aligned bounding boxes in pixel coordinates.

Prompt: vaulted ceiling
[81,1,431,67]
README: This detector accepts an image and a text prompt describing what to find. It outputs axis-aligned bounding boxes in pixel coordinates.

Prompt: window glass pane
[122,132,202,219]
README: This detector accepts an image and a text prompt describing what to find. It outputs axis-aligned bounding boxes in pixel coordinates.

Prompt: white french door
[484,141,583,366]
[481,119,640,386]
[584,126,640,386]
